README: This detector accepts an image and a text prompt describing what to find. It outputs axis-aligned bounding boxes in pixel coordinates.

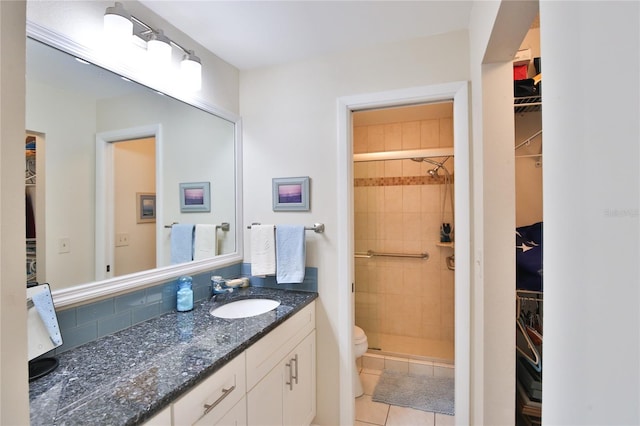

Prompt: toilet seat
[354,326,367,345]
[353,325,368,397]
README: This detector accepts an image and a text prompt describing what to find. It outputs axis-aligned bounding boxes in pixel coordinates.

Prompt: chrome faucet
[211,276,232,300]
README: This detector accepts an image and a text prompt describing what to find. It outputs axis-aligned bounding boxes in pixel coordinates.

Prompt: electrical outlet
[58,237,70,253]
[116,233,130,247]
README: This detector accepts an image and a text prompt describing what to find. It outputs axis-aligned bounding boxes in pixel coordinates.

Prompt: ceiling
[138,1,474,70]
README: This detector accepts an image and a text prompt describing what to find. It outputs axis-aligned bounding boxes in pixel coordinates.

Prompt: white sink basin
[210,298,280,319]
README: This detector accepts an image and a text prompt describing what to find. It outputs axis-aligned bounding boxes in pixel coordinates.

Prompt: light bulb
[147,30,172,65]
[180,51,202,91]
[104,2,133,44]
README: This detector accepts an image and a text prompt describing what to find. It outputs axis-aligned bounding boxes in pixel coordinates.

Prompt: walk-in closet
[514,15,543,425]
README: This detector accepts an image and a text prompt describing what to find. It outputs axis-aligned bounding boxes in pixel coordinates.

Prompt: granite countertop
[29,287,318,425]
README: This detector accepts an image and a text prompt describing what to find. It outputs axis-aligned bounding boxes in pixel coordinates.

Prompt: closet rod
[515,129,543,151]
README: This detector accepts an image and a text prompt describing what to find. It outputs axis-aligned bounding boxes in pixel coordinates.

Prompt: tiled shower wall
[353,108,455,349]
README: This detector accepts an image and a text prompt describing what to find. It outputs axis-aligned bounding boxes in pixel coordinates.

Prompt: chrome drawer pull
[292,354,299,385]
[285,359,294,390]
[203,385,236,416]
[286,354,299,390]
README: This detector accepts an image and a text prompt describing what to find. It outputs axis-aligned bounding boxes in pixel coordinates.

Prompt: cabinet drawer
[246,302,315,391]
[173,353,246,426]
[211,396,246,426]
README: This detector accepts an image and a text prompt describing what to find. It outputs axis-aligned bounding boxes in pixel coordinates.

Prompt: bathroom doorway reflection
[113,137,156,277]
[352,102,455,363]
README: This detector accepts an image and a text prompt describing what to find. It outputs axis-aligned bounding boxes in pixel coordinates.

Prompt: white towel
[276,225,306,283]
[251,224,276,276]
[193,224,218,260]
[170,223,194,264]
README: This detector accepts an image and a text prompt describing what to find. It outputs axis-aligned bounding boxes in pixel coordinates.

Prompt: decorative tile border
[354,175,454,187]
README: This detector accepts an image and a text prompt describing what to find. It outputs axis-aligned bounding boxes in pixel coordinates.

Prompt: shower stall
[353,102,455,363]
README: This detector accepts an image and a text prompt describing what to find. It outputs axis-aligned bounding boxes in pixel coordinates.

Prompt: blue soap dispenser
[176,276,193,312]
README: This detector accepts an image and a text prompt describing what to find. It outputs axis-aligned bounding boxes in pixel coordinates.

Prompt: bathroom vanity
[28,287,317,425]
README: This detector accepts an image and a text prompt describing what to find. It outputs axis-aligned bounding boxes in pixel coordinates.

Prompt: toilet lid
[354,326,367,344]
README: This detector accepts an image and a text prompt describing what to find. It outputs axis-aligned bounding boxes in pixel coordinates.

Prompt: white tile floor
[355,353,455,426]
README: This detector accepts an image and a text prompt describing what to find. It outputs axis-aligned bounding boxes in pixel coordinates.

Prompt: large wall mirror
[26,23,243,308]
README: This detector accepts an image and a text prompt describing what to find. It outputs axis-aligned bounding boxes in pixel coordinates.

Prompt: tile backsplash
[51,263,318,355]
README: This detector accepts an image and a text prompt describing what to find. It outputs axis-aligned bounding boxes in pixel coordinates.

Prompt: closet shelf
[514,95,541,114]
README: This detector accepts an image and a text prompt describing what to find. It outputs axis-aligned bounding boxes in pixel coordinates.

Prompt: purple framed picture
[272,176,310,211]
[179,182,211,212]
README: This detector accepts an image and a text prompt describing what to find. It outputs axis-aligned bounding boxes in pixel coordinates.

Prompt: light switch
[116,233,130,247]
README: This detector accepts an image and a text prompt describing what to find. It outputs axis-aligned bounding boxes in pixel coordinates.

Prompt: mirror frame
[27,21,244,308]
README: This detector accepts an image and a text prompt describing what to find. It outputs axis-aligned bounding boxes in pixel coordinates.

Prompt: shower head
[408,156,451,178]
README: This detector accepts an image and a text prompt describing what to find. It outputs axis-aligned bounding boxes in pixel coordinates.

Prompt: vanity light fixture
[103,2,202,91]
[103,2,133,43]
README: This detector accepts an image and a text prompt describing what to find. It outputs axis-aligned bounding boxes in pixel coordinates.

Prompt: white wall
[0,3,29,425]
[468,1,538,424]
[240,30,469,425]
[26,78,98,289]
[541,2,640,424]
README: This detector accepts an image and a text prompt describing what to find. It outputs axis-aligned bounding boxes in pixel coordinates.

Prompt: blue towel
[276,225,306,283]
[171,224,194,264]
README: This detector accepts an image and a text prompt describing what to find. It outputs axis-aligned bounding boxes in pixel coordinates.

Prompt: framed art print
[179,182,211,212]
[272,176,310,211]
[136,193,156,223]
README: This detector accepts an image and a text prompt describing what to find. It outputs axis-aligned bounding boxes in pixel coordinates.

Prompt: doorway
[337,81,470,424]
[95,124,163,282]
[352,102,455,362]
[113,137,156,277]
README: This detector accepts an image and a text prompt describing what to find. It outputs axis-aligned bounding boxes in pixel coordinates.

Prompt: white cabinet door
[246,303,315,391]
[247,363,284,426]
[283,330,316,426]
[247,329,316,426]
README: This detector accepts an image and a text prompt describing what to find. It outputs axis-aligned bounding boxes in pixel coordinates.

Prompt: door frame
[337,81,470,424]
[95,124,163,281]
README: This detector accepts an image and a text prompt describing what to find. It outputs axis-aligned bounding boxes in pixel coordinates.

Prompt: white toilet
[353,325,368,397]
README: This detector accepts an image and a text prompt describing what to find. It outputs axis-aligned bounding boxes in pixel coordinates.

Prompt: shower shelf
[353,147,453,162]
[436,242,454,248]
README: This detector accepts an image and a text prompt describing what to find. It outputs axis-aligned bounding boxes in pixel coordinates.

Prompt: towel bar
[165,222,230,231]
[247,223,325,233]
